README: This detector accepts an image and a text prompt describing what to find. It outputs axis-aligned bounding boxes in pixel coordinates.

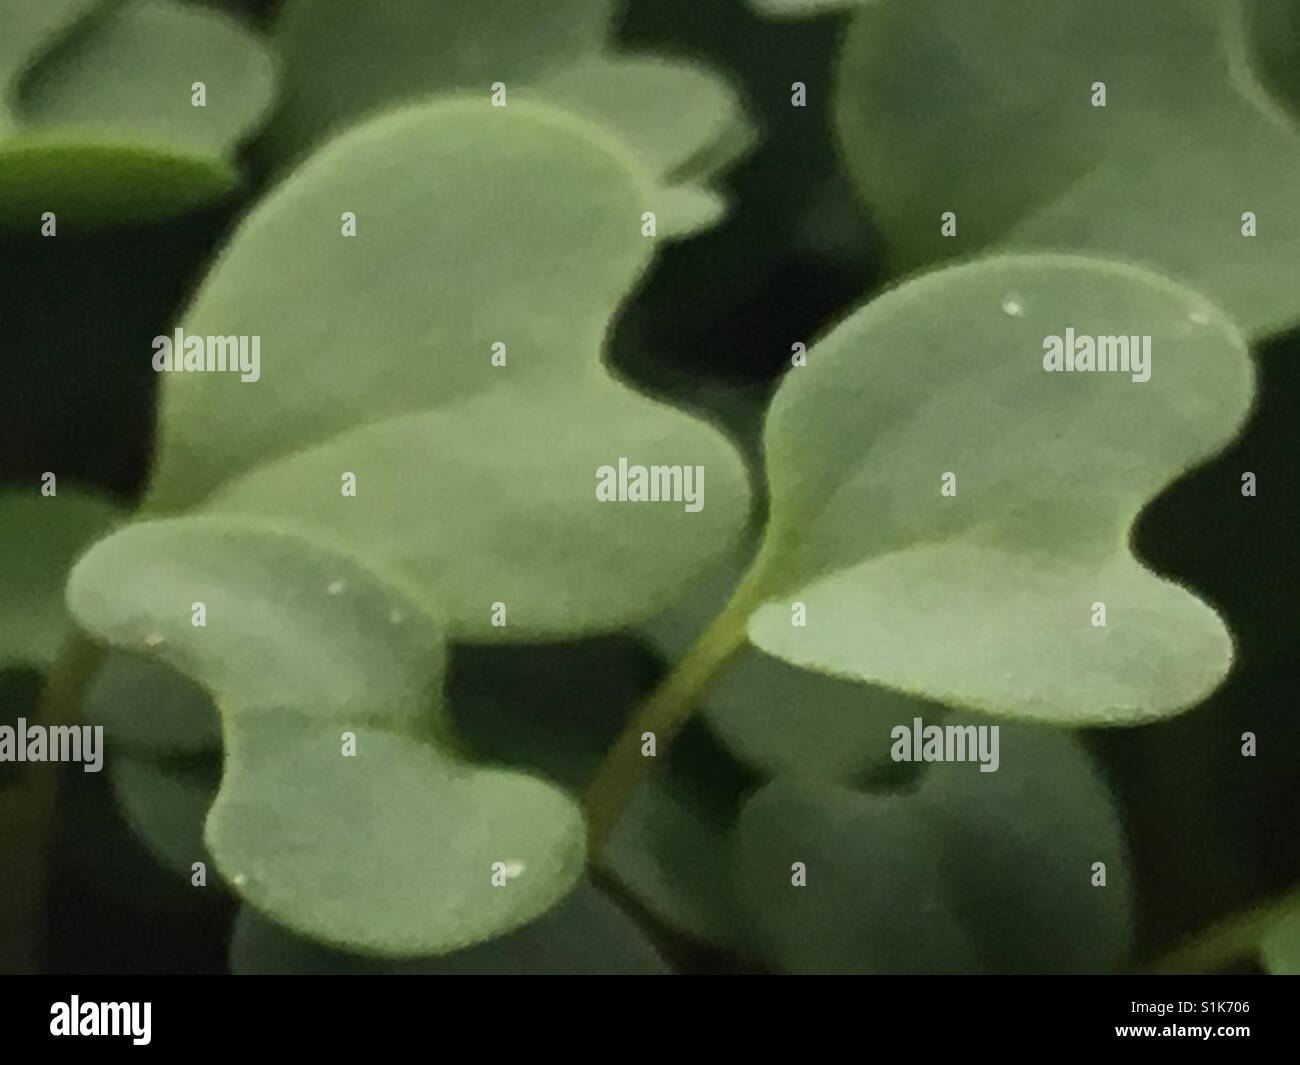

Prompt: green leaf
[0,0,276,226]
[0,487,120,669]
[602,770,748,952]
[703,649,939,783]
[67,518,591,955]
[201,389,749,640]
[262,0,617,165]
[1248,0,1300,118]
[260,0,749,233]
[67,517,446,731]
[530,54,755,184]
[207,713,586,957]
[1261,904,1300,975]
[835,0,1300,337]
[145,100,751,639]
[1007,95,1300,340]
[149,100,654,508]
[735,723,1133,973]
[85,652,220,755]
[746,254,1253,725]
[229,881,669,974]
[0,0,102,101]
[111,754,218,878]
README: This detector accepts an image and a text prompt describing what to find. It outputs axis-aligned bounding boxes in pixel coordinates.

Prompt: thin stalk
[1143,882,1300,974]
[584,540,777,856]
[0,634,102,973]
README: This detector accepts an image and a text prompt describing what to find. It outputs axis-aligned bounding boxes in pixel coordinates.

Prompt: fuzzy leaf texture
[746,254,1253,725]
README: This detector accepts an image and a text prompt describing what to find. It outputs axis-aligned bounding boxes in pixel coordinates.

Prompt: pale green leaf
[199,389,750,640]
[736,724,1133,973]
[144,100,751,639]
[66,517,446,731]
[0,487,120,669]
[148,100,654,509]
[747,254,1253,725]
[207,713,586,957]
[531,54,755,184]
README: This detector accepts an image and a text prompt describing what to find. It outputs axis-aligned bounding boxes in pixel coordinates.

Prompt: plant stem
[583,540,776,856]
[1143,882,1300,974]
[0,634,102,974]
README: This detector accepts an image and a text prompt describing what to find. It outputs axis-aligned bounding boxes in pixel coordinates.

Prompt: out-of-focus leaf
[111,755,218,878]
[736,724,1133,972]
[1261,903,1300,974]
[836,0,1300,337]
[0,0,276,226]
[262,0,617,164]
[702,649,939,782]
[84,652,220,755]
[261,0,749,233]
[0,487,120,668]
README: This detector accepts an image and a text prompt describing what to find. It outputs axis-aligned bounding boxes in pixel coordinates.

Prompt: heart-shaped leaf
[735,723,1133,973]
[835,0,1300,337]
[0,0,276,226]
[144,99,751,639]
[746,254,1252,725]
[67,517,446,731]
[68,518,593,954]
[259,0,748,233]
[262,0,617,165]
[208,713,585,957]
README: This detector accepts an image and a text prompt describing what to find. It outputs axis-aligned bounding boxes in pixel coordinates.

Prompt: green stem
[0,634,102,974]
[1143,882,1300,974]
[583,540,776,856]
